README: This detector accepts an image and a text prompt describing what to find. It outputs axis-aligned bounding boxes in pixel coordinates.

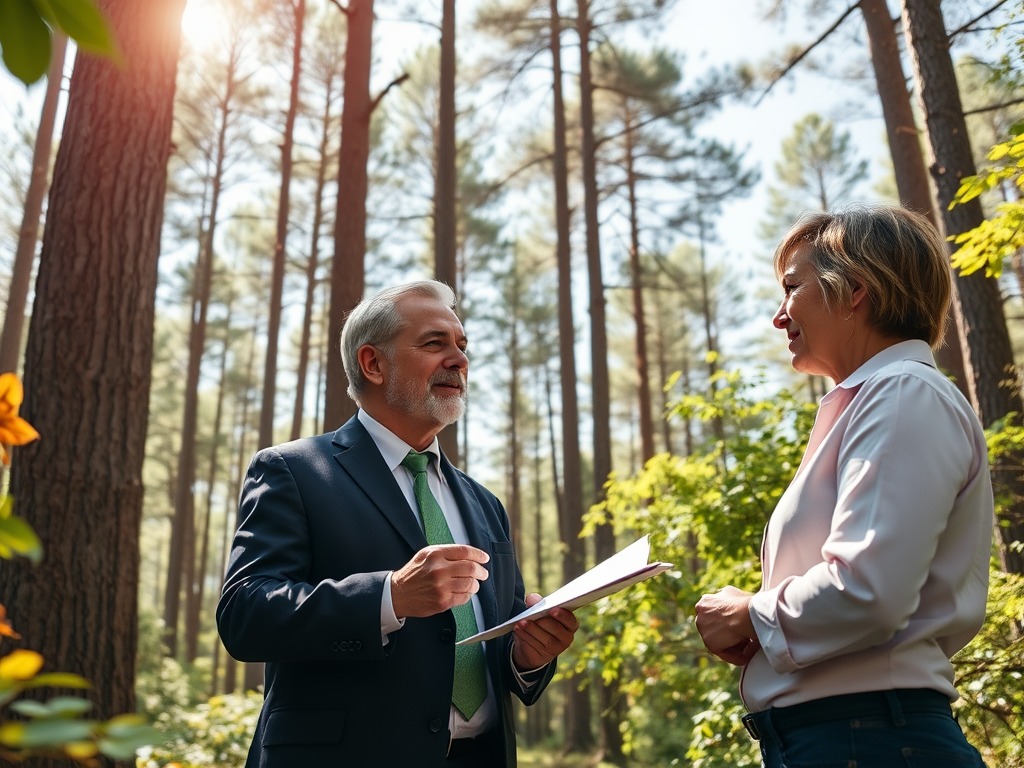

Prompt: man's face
[381,294,468,432]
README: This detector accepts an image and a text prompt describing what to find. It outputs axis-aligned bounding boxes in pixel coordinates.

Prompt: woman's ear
[358,344,385,386]
[850,283,868,311]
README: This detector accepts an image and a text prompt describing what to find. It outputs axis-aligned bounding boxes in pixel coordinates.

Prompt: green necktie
[401,450,488,720]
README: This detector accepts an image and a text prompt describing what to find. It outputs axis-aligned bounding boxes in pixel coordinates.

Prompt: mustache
[428,371,467,390]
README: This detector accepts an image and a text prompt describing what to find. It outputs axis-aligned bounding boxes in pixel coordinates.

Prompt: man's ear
[358,344,385,386]
[850,283,868,311]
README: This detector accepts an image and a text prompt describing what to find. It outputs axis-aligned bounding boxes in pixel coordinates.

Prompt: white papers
[457,535,672,645]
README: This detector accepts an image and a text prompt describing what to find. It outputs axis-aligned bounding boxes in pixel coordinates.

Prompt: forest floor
[517,747,647,767]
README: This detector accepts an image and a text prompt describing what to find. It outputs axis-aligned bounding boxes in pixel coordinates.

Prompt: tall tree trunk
[164,53,236,658]
[508,302,522,555]
[435,0,459,466]
[0,1,184,762]
[0,34,66,376]
[624,109,655,465]
[291,65,335,441]
[558,0,594,752]
[325,0,373,431]
[697,215,725,445]
[235,317,266,691]
[651,280,673,454]
[186,302,233,663]
[902,0,1024,574]
[860,0,967,396]
[260,0,306,451]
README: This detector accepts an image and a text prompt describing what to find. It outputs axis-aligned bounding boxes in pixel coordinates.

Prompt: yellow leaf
[0,649,44,680]
[0,721,25,746]
[64,741,99,758]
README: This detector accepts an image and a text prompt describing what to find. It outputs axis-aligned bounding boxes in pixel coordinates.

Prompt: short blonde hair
[774,206,950,347]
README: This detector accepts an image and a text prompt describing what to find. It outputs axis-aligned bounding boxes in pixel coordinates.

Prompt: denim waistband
[742,688,952,742]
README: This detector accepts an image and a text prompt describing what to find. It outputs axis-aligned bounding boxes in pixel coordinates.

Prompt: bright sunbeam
[180,0,226,51]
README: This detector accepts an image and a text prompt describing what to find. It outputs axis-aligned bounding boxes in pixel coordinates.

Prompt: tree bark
[902,0,1024,574]
[185,303,232,663]
[291,56,336,441]
[561,0,596,752]
[624,107,655,465]
[0,1,185,763]
[325,0,374,431]
[164,47,237,658]
[259,0,306,451]
[434,0,460,466]
[0,34,66,376]
[860,0,967,395]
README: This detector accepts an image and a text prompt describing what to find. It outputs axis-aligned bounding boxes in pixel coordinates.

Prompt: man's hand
[511,593,579,670]
[391,544,490,619]
[694,586,761,666]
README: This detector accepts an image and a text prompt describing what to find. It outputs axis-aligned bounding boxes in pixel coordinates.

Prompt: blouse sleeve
[749,371,981,673]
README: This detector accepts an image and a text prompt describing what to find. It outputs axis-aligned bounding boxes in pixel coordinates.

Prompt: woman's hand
[695,586,761,666]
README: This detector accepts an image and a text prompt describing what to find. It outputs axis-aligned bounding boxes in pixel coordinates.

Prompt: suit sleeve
[216,448,390,663]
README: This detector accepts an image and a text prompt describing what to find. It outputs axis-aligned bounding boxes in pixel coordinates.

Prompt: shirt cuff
[381,571,406,646]
[509,641,547,689]
[750,582,798,674]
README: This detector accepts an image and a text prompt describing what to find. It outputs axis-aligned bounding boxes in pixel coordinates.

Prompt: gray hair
[340,280,457,403]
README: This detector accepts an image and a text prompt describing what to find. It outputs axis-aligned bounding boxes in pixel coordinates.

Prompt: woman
[695,206,992,767]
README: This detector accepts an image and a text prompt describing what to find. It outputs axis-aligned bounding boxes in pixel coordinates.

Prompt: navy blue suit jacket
[217,416,554,768]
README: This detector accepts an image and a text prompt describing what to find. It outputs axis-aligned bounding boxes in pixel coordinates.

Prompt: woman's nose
[773,302,787,329]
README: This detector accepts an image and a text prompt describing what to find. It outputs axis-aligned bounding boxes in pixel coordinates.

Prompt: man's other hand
[511,593,579,670]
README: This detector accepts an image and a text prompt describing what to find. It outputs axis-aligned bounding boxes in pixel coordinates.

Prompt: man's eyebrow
[414,328,466,343]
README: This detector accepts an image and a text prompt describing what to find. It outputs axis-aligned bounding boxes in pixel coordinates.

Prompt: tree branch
[963,96,1024,116]
[369,73,410,115]
[754,3,860,107]
[328,0,348,16]
[948,0,1010,40]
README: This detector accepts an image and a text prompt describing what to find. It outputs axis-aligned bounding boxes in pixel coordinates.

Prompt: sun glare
[180,0,226,52]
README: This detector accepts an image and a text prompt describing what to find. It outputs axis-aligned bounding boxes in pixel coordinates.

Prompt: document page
[458,535,672,645]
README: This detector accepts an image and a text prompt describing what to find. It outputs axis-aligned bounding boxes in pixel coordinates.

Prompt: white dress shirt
[357,409,499,739]
[742,340,994,712]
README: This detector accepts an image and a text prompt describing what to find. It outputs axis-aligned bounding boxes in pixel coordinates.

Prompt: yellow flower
[0,374,39,464]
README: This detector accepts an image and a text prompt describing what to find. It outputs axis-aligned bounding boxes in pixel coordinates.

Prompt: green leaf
[0,0,52,85]
[10,696,93,718]
[27,672,91,689]
[0,495,12,520]
[97,723,158,760]
[43,0,118,58]
[6,718,95,747]
[0,513,42,563]
[10,699,55,718]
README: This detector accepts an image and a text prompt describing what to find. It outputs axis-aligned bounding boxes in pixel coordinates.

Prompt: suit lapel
[441,455,499,631]
[331,417,427,554]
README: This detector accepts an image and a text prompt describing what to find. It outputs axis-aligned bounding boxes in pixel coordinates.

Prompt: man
[217,280,578,768]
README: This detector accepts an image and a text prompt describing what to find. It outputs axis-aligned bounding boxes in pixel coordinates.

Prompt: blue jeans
[744,689,987,768]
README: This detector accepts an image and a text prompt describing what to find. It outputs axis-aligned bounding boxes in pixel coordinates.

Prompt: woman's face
[773,244,851,382]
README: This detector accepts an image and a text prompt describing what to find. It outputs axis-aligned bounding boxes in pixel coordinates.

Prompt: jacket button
[429,718,444,733]
[354,640,362,651]
[331,642,341,652]
[440,628,454,643]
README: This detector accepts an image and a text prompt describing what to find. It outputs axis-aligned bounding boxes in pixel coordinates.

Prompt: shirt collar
[829,339,935,396]
[357,408,445,480]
